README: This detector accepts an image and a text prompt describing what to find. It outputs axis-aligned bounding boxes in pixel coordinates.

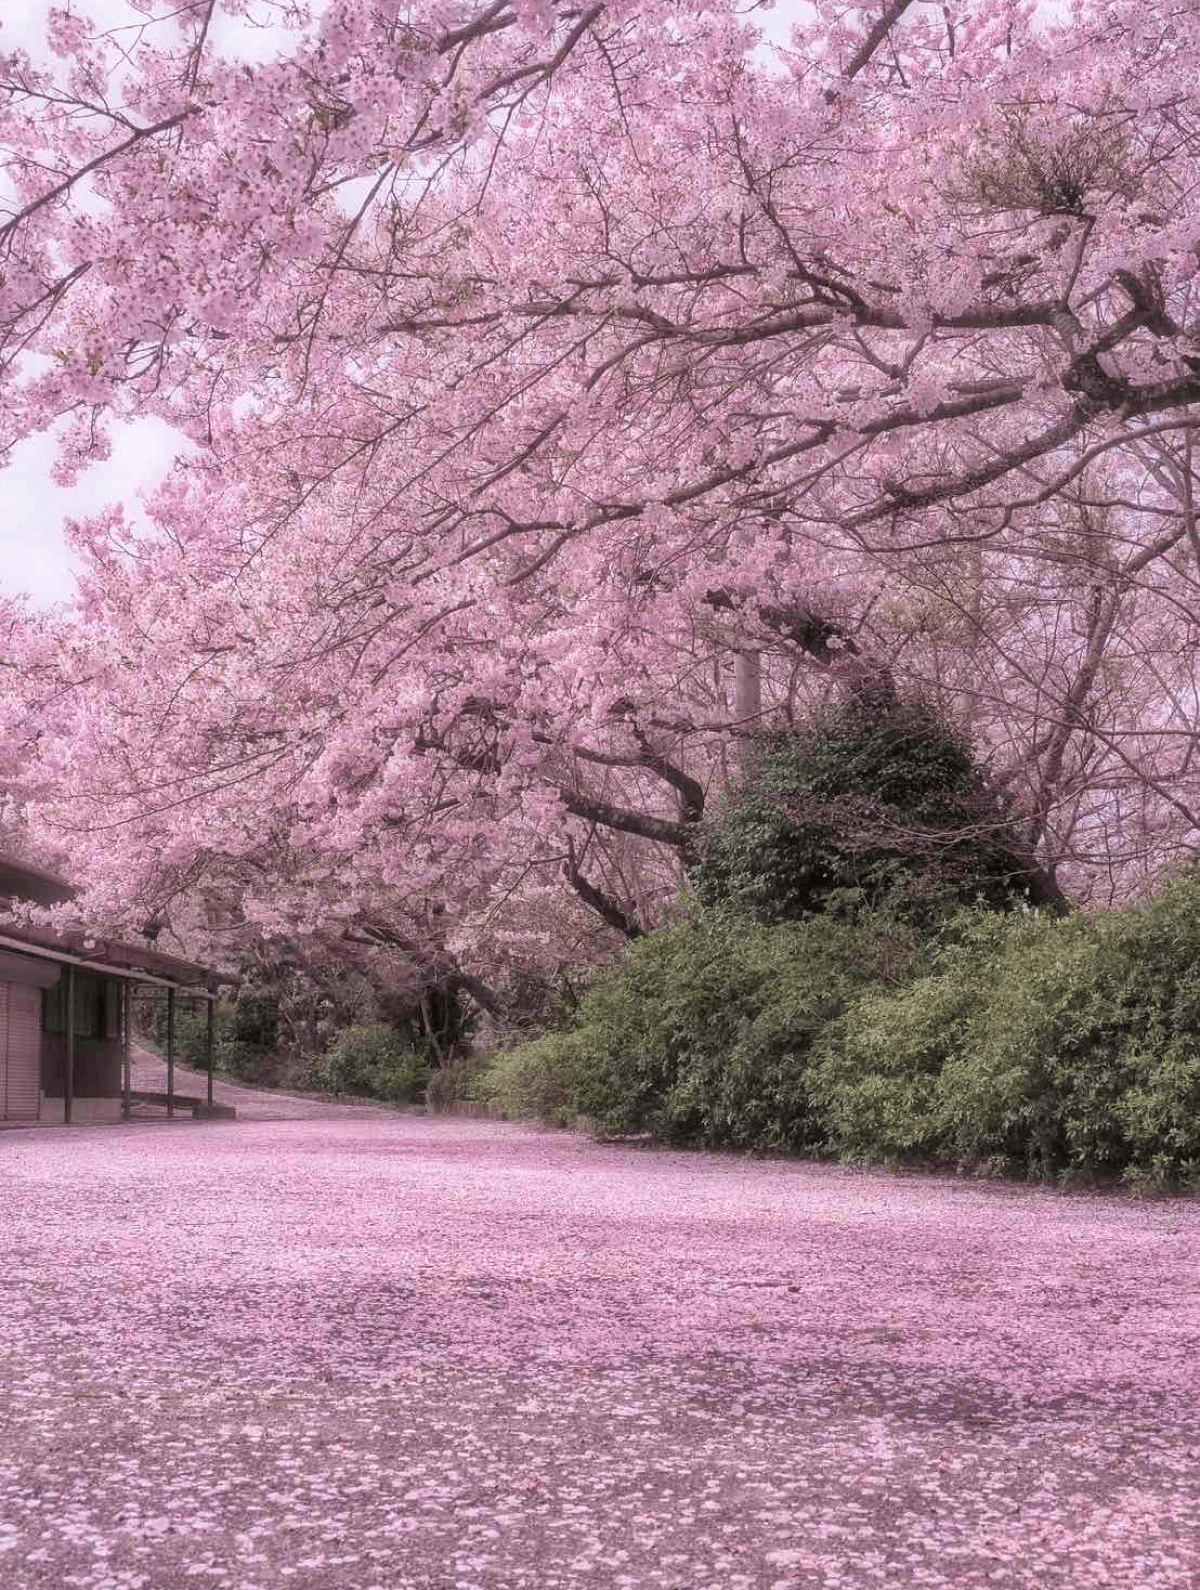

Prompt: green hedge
[480,908,924,1149]
[424,1052,496,1111]
[475,867,1200,1192]
[311,1024,429,1103]
[477,1033,584,1125]
[815,873,1200,1186]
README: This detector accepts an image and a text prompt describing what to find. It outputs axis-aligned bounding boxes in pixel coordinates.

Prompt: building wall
[40,971,124,1099]
[38,1095,123,1124]
[39,1034,123,1100]
[0,980,43,1120]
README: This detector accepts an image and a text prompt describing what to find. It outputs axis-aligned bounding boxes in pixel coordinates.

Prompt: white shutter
[1,982,41,1120]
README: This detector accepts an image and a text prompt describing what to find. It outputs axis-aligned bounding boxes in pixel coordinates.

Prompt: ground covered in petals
[2,1109,1198,1590]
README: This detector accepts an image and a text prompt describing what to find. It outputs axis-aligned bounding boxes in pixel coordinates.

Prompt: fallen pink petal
[2,1096,1198,1589]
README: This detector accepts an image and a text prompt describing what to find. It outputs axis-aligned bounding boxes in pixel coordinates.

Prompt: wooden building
[0,856,222,1126]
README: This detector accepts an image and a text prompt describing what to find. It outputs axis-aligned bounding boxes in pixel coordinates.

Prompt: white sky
[0,421,185,607]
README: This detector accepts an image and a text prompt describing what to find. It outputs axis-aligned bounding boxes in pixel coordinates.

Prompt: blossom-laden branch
[10,0,1200,974]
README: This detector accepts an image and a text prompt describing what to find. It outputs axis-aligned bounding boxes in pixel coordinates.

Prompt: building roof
[0,856,76,908]
[0,856,224,993]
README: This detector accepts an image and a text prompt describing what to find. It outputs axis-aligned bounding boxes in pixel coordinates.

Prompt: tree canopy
[3,0,1200,987]
[692,696,1068,926]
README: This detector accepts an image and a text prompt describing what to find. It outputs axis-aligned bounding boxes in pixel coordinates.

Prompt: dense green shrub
[811,960,982,1162]
[211,1036,270,1078]
[424,1052,495,1111]
[149,995,279,1082]
[499,910,925,1147]
[480,863,1200,1191]
[932,913,1130,1174]
[814,871,1200,1187]
[942,872,1200,1185]
[476,1032,585,1125]
[693,697,1051,926]
[311,1024,429,1103]
[231,996,279,1049]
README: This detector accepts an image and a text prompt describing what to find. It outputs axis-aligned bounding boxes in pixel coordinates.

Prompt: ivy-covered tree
[692,698,1069,926]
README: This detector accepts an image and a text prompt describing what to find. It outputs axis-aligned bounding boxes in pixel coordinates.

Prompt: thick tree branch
[562,839,642,939]
[706,591,898,707]
[559,789,697,855]
[830,0,921,96]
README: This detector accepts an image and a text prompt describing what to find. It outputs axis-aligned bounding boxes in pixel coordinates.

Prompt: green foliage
[493,910,923,1147]
[692,697,1039,926]
[232,996,278,1049]
[947,871,1200,1185]
[811,963,980,1162]
[152,996,231,1067]
[384,982,476,1061]
[476,1032,585,1125]
[465,824,1200,1192]
[816,868,1200,1188]
[149,995,279,1082]
[211,1036,269,1077]
[424,1052,494,1111]
[477,861,1200,1193]
[311,1023,429,1103]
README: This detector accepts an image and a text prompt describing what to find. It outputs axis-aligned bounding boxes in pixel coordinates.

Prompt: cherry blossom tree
[4,0,1200,986]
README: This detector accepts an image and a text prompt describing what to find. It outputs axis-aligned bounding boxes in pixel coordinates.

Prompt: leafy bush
[811,959,982,1162]
[476,853,1200,1191]
[424,1052,495,1111]
[476,1032,585,1125]
[929,913,1124,1174]
[944,870,1200,1185]
[692,697,1049,926]
[815,870,1200,1187]
[211,1036,270,1078]
[231,996,278,1049]
[150,996,275,1081]
[311,1024,429,1103]
[150,996,230,1067]
[506,909,924,1147]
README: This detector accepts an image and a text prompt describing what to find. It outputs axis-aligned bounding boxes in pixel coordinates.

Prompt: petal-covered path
[1,1113,1198,1590]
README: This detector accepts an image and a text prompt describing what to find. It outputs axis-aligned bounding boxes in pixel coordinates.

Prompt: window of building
[42,973,121,1039]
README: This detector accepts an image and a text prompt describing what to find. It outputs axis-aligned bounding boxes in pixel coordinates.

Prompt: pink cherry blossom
[2,0,1200,974]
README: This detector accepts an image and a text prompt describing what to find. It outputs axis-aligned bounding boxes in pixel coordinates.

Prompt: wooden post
[206,995,214,1108]
[64,964,75,1126]
[122,981,132,1122]
[166,986,175,1120]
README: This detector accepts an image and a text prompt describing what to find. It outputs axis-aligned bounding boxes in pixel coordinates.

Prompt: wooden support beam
[206,996,214,1108]
[64,964,75,1126]
[166,987,175,1120]
[122,981,132,1122]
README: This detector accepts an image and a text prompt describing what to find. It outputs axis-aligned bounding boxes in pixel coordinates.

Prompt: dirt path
[128,1044,399,1121]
